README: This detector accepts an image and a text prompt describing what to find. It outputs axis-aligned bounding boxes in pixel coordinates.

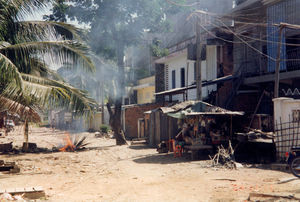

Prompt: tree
[43,0,68,22]
[0,0,96,150]
[47,0,186,145]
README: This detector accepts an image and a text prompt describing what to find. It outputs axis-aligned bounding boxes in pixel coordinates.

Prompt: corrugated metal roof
[187,111,245,116]
[154,75,234,96]
[166,101,244,119]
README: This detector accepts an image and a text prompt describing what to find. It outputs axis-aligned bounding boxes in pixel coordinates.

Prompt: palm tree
[0,0,97,150]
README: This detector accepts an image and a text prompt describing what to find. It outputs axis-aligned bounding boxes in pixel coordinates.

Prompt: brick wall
[124,103,164,139]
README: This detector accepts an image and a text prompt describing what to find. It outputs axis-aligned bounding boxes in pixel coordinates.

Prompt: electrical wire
[166,0,300,62]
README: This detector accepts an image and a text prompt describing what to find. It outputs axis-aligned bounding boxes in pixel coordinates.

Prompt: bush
[100,124,110,133]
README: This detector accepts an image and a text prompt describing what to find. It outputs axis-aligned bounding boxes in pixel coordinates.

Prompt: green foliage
[0,0,97,121]
[43,0,68,22]
[100,124,110,134]
[150,38,169,57]
[49,0,186,59]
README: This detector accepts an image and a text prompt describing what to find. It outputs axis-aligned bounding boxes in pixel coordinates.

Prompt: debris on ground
[22,142,37,152]
[0,187,45,200]
[95,131,113,138]
[131,138,147,146]
[59,133,90,152]
[157,141,168,153]
[0,161,20,173]
[248,192,300,201]
[277,177,299,184]
[210,141,242,169]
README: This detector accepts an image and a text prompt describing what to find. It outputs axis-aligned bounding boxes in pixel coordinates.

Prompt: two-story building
[132,76,155,104]
[155,8,235,107]
[227,0,300,114]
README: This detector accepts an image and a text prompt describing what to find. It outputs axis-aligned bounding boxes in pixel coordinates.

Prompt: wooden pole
[196,21,202,100]
[24,119,29,152]
[168,118,172,152]
[186,61,189,100]
[230,115,233,139]
[274,25,284,98]
[248,90,266,131]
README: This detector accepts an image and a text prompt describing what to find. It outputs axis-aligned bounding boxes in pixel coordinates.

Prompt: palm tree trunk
[24,119,29,152]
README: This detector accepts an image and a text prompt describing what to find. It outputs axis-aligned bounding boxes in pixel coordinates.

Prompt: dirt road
[0,126,299,201]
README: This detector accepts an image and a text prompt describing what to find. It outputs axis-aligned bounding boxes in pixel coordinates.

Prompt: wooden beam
[243,70,300,85]
[274,25,284,98]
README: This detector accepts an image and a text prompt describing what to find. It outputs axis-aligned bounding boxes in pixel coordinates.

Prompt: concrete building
[132,76,155,104]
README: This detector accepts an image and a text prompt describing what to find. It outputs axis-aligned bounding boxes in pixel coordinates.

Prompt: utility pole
[196,20,202,100]
[274,24,285,98]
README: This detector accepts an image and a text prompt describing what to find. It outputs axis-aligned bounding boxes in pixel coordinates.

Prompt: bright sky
[24,6,86,70]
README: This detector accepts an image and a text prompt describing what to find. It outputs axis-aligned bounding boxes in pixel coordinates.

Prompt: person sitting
[175,123,193,147]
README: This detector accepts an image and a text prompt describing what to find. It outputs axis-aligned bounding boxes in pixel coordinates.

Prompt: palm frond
[16,21,85,42]
[3,73,98,114]
[0,96,41,122]
[27,57,65,81]
[0,40,95,72]
[73,135,90,150]
[0,52,23,88]
[10,0,47,18]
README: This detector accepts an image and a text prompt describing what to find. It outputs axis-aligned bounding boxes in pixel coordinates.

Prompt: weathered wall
[137,86,155,104]
[273,97,300,159]
[123,103,164,139]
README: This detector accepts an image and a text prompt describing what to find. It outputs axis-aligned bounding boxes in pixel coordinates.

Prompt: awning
[186,111,245,116]
[154,75,235,96]
[166,101,244,119]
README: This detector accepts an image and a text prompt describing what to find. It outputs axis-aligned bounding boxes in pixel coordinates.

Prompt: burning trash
[59,133,90,152]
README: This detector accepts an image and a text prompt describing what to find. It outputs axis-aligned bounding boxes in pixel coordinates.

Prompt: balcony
[241,47,300,85]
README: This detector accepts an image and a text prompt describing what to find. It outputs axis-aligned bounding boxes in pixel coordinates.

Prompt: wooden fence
[275,116,300,160]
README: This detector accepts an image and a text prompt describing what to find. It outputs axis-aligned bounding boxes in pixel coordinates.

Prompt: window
[194,62,197,81]
[172,70,176,89]
[293,110,300,122]
[180,68,185,87]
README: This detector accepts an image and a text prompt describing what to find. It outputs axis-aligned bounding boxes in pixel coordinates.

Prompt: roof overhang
[230,0,261,14]
[155,48,187,64]
[186,111,244,116]
[132,83,154,90]
[154,75,235,96]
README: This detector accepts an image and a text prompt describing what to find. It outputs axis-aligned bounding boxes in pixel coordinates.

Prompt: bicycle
[287,147,300,178]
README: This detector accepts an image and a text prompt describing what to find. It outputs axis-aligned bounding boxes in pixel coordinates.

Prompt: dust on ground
[0,126,299,202]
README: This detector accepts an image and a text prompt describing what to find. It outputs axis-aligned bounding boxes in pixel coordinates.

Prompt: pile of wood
[0,187,45,200]
[0,160,20,173]
[210,141,241,169]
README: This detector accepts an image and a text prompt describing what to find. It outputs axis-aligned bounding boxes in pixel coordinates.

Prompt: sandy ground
[0,125,300,202]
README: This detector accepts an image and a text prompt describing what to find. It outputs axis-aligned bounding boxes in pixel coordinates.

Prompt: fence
[275,116,300,161]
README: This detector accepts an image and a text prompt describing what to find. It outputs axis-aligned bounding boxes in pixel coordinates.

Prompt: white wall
[273,98,300,125]
[165,52,197,102]
[206,46,217,94]
[162,46,217,102]
[273,97,300,159]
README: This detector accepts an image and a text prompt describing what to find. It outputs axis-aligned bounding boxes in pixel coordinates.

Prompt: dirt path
[0,126,299,201]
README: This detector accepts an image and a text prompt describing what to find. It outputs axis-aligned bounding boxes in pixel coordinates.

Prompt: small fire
[59,133,75,152]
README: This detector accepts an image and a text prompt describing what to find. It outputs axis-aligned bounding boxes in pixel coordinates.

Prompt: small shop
[147,101,245,159]
[166,101,244,159]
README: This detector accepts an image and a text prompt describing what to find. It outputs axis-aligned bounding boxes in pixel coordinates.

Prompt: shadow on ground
[129,144,153,150]
[1,145,119,157]
[133,153,191,164]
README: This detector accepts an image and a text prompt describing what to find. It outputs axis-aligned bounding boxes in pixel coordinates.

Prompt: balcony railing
[287,47,300,71]
[239,47,300,78]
